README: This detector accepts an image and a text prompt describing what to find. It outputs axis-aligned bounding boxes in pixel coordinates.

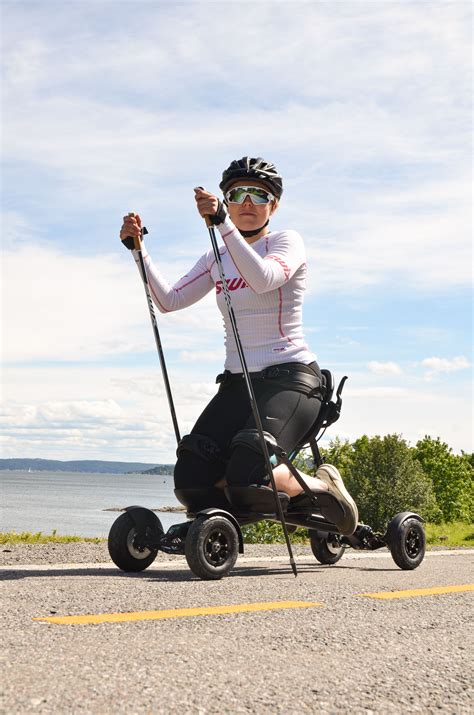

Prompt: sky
[1,0,472,463]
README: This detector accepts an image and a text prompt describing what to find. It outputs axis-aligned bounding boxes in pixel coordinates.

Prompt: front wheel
[388,517,425,570]
[309,532,345,565]
[185,515,239,580]
[108,511,160,572]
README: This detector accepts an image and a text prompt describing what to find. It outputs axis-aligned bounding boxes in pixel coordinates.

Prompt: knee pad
[230,429,279,465]
[176,433,223,464]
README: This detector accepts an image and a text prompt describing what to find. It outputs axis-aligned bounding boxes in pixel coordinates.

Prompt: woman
[120,157,357,535]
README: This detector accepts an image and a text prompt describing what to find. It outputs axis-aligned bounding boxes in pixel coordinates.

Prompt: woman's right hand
[120,213,142,249]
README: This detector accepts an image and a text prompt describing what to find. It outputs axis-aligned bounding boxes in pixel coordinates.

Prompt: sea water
[0,470,187,538]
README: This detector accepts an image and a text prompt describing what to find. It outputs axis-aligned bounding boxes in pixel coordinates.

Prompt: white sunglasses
[225,186,275,205]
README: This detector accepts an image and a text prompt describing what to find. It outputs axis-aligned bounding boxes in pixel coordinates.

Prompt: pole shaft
[136,248,181,445]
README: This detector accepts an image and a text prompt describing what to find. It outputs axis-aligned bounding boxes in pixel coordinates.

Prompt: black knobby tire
[389,517,425,570]
[108,511,159,572]
[185,515,239,580]
[309,532,345,565]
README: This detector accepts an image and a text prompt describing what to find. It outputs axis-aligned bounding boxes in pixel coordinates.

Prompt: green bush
[414,437,474,523]
[461,451,474,470]
[289,433,474,531]
[242,521,308,544]
[336,434,440,531]
[320,436,354,476]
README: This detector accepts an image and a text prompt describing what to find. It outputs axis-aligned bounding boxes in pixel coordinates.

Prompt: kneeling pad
[174,488,232,513]
[226,485,289,514]
[230,429,278,455]
[289,491,344,525]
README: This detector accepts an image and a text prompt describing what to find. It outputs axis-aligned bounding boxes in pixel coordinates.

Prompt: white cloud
[179,350,223,363]
[421,356,471,379]
[346,386,407,399]
[1,363,221,461]
[1,3,471,295]
[341,376,472,452]
[2,241,222,362]
[398,326,450,343]
[1,399,122,427]
[2,6,470,187]
[3,3,470,109]
[3,243,142,362]
[2,359,472,461]
[303,176,471,293]
[368,361,403,376]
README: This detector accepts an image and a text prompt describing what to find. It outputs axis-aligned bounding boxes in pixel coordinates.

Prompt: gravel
[0,541,315,566]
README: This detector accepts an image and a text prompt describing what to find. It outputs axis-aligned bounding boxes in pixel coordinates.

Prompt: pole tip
[290,558,298,577]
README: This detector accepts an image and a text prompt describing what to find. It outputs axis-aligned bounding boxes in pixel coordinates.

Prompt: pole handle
[127,212,148,250]
[194,186,214,228]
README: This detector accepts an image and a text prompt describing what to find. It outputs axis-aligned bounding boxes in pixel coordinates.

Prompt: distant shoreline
[0,458,174,475]
[0,468,173,475]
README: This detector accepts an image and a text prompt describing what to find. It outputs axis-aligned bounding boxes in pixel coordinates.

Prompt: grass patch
[425,522,474,548]
[0,530,105,545]
[2,522,472,548]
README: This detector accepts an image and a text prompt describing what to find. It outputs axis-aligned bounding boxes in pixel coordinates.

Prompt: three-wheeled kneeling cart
[108,370,426,580]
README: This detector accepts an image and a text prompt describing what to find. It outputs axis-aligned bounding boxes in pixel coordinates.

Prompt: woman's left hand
[194,187,220,219]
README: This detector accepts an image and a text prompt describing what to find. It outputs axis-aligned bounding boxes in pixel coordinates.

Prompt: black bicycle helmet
[219,157,283,199]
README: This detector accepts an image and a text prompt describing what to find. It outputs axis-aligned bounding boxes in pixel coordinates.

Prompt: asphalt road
[1,547,473,714]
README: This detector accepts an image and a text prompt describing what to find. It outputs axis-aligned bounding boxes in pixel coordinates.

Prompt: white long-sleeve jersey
[133,216,315,373]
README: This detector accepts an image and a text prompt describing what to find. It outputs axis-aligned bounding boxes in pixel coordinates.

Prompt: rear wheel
[108,511,160,572]
[309,532,345,565]
[185,515,239,580]
[388,517,425,570]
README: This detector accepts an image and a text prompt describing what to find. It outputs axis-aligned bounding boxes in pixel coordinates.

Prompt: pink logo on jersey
[216,277,247,295]
[266,254,290,281]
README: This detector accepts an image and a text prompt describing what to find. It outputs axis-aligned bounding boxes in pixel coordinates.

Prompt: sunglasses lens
[250,189,271,204]
[227,187,272,204]
[226,188,246,204]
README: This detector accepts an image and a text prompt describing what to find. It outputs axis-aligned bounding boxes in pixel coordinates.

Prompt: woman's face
[225,179,278,237]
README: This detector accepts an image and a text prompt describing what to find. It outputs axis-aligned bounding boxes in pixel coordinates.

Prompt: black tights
[174,363,323,489]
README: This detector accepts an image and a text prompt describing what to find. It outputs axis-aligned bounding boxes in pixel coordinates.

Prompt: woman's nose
[242,195,253,205]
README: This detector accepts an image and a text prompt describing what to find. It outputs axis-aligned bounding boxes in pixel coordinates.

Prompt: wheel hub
[205,530,228,566]
[327,534,343,554]
[126,528,151,560]
[405,527,421,558]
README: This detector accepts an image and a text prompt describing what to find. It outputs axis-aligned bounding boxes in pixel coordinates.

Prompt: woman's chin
[235,221,259,232]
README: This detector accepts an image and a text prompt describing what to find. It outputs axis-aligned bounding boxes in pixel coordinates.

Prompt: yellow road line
[359,584,474,600]
[33,600,324,625]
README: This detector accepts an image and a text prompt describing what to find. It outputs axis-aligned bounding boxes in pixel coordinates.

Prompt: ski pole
[199,196,298,577]
[127,213,181,445]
